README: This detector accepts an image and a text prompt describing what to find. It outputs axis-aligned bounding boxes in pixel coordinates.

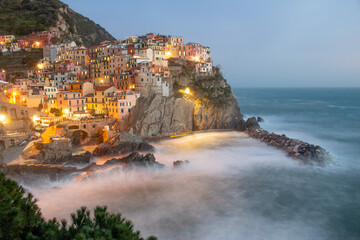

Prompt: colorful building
[56,91,85,116]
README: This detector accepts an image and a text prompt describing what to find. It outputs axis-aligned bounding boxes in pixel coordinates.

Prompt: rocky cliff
[123,59,243,137]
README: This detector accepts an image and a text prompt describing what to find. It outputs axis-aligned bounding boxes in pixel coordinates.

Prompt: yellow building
[86,85,117,114]
[107,98,119,119]
[63,81,93,96]
[85,93,95,114]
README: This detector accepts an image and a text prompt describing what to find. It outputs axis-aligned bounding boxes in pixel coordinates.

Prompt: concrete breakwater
[245,128,331,164]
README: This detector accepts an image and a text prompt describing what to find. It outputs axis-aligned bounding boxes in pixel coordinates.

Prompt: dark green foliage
[22,55,38,68]
[0,49,43,72]
[0,173,157,240]
[0,173,43,239]
[50,108,62,116]
[0,0,115,47]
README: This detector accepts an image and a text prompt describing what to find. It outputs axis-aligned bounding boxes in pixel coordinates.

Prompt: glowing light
[1,69,5,73]
[166,52,172,57]
[35,41,40,47]
[64,109,69,114]
[0,115,7,124]
[9,91,17,104]
[32,115,40,124]
[37,64,44,69]
[192,56,200,62]
[179,87,192,95]
[4,90,6,93]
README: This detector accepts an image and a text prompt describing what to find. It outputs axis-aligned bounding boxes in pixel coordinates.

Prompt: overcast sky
[62,0,360,87]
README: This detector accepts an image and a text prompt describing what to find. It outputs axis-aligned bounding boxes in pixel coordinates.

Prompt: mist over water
[27,88,359,240]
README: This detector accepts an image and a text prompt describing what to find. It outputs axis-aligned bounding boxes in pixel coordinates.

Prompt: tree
[0,173,157,240]
[0,173,44,239]
[50,108,62,116]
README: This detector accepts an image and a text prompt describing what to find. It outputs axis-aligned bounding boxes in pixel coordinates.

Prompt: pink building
[146,33,157,39]
[168,36,184,47]
[56,91,85,116]
[186,42,211,62]
[108,91,140,119]
[0,35,15,43]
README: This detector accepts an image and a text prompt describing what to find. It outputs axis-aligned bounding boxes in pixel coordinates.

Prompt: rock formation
[104,152,165,170]
[236,117,260,131]
[173,160,190,168]
[122,59,243,137]
[93,131,154,156]
[246,129,331,164]
[33,140,73,164]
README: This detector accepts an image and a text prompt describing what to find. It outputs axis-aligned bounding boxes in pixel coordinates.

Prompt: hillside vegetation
[0,49,43,73]
[0,0,116,47]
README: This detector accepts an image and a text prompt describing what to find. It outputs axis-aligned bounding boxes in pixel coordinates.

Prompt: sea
[29,88,360,240]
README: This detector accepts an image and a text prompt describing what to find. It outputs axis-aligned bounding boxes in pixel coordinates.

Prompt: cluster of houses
[0,32,213,120]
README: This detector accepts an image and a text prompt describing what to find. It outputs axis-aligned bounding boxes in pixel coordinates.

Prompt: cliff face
[125,60,243,137]
[0,0,115,47]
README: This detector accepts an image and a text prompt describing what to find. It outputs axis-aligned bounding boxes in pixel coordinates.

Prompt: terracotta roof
[94,85,112,92]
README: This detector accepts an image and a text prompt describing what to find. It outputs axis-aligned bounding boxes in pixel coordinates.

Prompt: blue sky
[62,0,360,87]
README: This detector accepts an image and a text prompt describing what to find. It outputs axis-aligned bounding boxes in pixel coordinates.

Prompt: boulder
[35,140,73,164]
[173,160,190,168]
[236,117,260,131]
[104,152,164,169]
[257,117,265,122]
[93,132,154,156]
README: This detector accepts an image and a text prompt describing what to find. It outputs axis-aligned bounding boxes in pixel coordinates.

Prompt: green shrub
[0,173,157,240]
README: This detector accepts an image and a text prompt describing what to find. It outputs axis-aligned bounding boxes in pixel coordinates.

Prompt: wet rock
[173,160,190,168]
[236,117,260,131]
[84,151,92,156]
[257,117,264,122]
[245,129,331,164]
[68,154,91,164]
[93,132,154,156]
[35,140,73,164]
[104,152,164,170]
